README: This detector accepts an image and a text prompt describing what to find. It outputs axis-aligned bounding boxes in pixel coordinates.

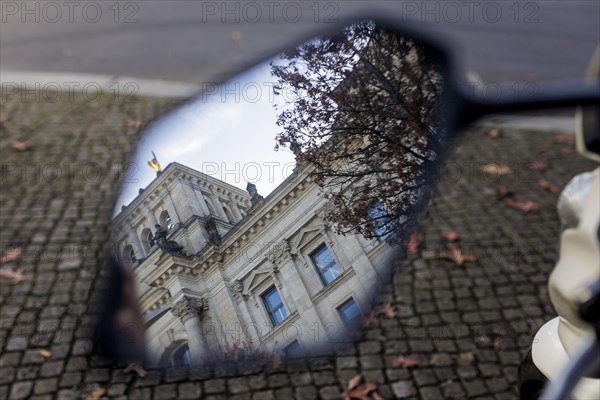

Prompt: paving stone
[391,381,416,398]
[33,378,58,395]
[319,385,341,400]
[6,337,28,351]
[59,372,81,388]
[16,366,39,380]
[464,380,488,397]
[419,386,443,399]
[265,373,288,387]
[294,385,317,400]
[486,377,510,392]
[312,370,336,386]
[228,377,250,394]
[128,388,151,400]
[179,382,202,399]
[248,375,267,389]
[359,354,384,369]
[336,356,358,369]
[204,378,226,394]
[252,389,275,400]
[9,381,33,400]
[442,382,465,399]
[153,383,177,400]
[107,383,127,396]
[290,372,312,386]
[273,387,293,399]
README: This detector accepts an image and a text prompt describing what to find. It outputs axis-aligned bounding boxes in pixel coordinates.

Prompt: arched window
[159,210,174,231]
[123,244,136,264]
[158,340,193,368]
[141,228,154,252]
[170,343,192,367]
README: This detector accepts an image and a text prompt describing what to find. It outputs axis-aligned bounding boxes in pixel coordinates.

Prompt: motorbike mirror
[102,20,453,369]
[100,18,599,370]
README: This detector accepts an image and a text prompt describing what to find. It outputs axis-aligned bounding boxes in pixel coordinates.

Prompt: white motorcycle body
[531,167,600,399]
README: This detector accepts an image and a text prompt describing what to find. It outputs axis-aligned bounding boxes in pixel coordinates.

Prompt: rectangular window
[282,340,303,359]
[367,203,392,241]
[262,286,288,326]
[337,298,361,330]
[310,243,341,285]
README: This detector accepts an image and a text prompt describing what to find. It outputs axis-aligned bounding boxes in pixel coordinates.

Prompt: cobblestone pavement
[0,91,597,400]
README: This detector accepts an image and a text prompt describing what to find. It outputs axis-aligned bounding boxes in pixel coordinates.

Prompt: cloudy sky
[114,59,296,213]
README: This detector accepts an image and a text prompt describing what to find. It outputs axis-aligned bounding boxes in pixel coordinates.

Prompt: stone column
[144,202,158,226]
[228,199,243,222]
[126,220,144,260]
[194,188,211,216]
[170,296,210,365]
[208,194,228,221]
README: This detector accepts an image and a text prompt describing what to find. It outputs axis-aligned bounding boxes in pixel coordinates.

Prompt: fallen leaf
[125,120,142,130]
[458,352,474,365]
[0,268,24,284]
[480,163,512,175]
[85,387,106,400]
[560,146,574,156]
[531,161,549,171]
[538,179,560,194]
[406,233,418,255]
[438,248,478,267]
[441,229,460,242]
[554,133,575,145]
[348,374,362,391]
[0,247,21,265]
[492,338,501,351]
[392,356,419,369]
[379,303,396,318]
[506,199,541,213]
[39,349,52,358]
[496,185,514,200]
[341,381,378,400]
[123,362,147,378]
[351,382,378,399]
[486,128,503,139]
[11,140,34,152]
[362,309,380,327]
[371,391,385,400]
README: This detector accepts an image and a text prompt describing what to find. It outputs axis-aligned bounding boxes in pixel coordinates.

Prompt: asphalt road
[1,0,599,87]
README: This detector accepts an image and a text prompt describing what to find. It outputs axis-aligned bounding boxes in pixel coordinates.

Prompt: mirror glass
[106,21,448,369]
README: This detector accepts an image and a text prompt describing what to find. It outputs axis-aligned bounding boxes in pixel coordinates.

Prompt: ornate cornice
[170,295,209,323]
[227,279,245,302]
[191,169,317,276]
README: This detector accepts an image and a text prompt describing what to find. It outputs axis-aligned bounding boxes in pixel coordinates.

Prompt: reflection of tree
[271,22,445,242]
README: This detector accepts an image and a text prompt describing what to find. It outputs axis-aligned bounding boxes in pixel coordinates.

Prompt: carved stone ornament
[246,182,264,206]
[154,224,187,256]
[267,240,292,265]
[228,279,245,302]
[170,295,209,323]
[205,216,222,246]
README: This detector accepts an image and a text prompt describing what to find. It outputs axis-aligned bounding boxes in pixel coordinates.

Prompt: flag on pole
[147,151,162,172]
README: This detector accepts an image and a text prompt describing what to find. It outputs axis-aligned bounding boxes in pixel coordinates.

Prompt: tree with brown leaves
[271,22,446,243]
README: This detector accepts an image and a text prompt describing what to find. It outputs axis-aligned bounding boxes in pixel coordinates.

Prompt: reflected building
[111,162,395,367]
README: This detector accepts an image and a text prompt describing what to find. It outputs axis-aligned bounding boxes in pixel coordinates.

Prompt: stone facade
[111,162,394,367]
